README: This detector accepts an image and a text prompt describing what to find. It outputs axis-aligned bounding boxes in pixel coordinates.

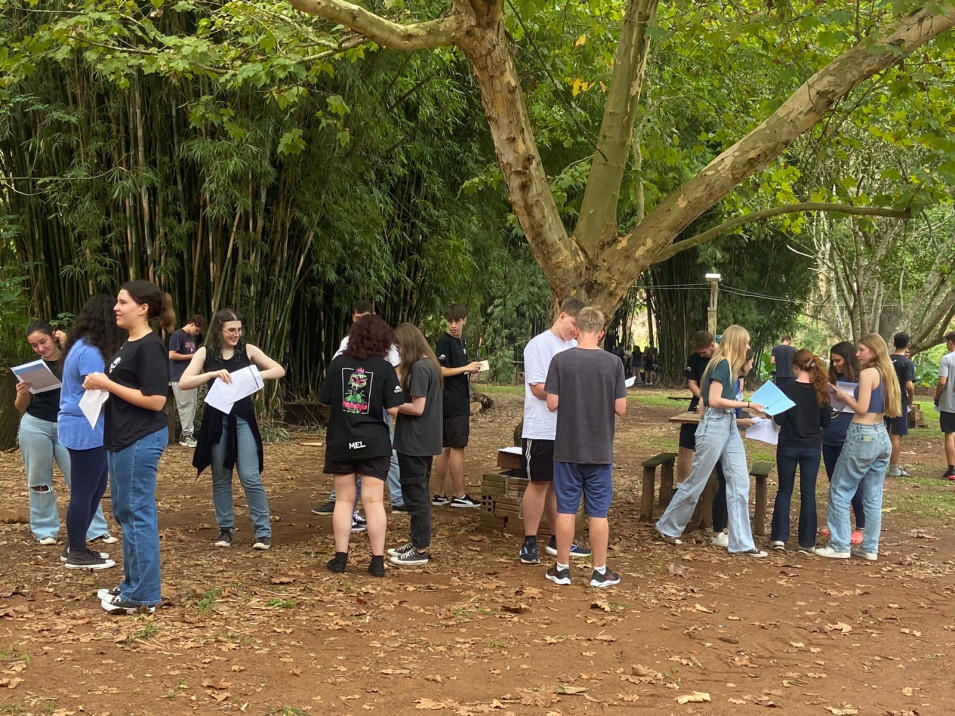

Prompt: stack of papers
[11,359,61,394]
[745,417,779,445]
[829,381,858,413]
[205,365,264,414]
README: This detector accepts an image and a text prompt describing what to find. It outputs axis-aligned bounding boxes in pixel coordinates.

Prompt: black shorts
[941,411,955,434]
[679,423,698,450]
[521,438,555,482]
[885,414,908,436]
[442,414,470,448]
[323,455,391,480]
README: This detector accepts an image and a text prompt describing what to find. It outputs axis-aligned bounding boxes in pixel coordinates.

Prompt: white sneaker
[733,548,768,558]
[888,466,909,477]
[37,536,57,546]
[710,532,729,547]
[91,533,119,545]
[851,547,878,561]
[770,540,785,550]
[812,546,850,559]
[179,437,197,448]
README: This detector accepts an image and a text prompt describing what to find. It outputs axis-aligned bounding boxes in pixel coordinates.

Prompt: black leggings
[66,446,109,552]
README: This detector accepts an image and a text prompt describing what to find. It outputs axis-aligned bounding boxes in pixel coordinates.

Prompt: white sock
[557,562,569,571]
[594,565,607,575]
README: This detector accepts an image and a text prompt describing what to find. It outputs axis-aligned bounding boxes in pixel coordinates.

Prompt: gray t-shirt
[544,347,627,464]
[393,358,443,456]
[938,351,955,413]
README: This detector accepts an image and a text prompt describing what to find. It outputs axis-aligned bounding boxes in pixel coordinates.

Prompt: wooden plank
[483,473,507,487]
[640,466,656,522]
[669,411,701,424]
[642,452,677,468]
[497,449,522,471]
[750,461,774,477]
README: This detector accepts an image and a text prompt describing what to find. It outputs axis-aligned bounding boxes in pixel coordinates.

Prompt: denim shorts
[553,462,613,518]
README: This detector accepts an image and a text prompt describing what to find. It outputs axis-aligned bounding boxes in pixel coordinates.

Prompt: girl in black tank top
[178,309,285,550]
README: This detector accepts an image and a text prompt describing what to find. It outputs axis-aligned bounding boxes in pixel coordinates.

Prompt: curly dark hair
[64,295,127,363]
[344,315,394,361]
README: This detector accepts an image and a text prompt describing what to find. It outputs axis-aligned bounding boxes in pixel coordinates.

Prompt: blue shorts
[885,414,907,436]
[553,462,613,518]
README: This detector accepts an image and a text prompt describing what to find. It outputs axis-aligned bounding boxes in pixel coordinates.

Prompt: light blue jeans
[19,413,109,542]
[211,415,271,538]
[826,422,890,554]
[107,427,167,606]
[656,408,758,553]
[329,412,402,507]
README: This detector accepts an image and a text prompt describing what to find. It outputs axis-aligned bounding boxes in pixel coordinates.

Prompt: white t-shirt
[336,336,400,367]
[522,329,576,440]
[939,351,955,413]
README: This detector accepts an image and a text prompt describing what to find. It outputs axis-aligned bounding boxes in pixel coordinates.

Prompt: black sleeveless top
[192,348,264,476]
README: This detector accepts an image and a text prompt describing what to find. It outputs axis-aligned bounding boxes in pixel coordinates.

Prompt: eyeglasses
[223,327,244,336]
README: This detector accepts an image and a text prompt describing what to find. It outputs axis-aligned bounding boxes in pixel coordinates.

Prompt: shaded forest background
[1,0,954,402]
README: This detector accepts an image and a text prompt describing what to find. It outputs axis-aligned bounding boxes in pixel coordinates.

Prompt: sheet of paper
[477,360,490,372]
[625,376,636,388]
[79,389,109,429]
[829,381,858,413]
[745,416,778,445]
[749,381,796,416]
[11,359,62,394]
[204,365,264,414]
[500,446,523,455]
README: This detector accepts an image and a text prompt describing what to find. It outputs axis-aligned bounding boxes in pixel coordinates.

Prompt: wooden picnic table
[668,411,701,424]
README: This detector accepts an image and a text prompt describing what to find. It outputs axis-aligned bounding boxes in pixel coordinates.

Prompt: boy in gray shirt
[543,307,627,588]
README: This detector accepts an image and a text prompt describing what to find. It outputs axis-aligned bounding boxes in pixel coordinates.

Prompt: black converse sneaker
[101,594,156,615]
[65,549,115,570]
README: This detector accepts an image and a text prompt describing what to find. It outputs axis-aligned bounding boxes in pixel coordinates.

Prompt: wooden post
[640,465,656,521]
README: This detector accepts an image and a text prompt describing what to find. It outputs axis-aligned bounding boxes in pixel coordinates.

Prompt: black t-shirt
[684,352,710,412]
[890,353,916,407]
[773,381,831,448]
[394,358,443,456]
[435,332,470,417]
[320,355,403,461]
[26,359,62,422]
[103,333,169,451]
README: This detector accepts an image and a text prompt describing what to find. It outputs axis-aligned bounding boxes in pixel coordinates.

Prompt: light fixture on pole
[705,273,721,336]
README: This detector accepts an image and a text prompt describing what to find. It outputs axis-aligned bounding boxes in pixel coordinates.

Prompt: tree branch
[654,202,911,263]
[288,0,460,50]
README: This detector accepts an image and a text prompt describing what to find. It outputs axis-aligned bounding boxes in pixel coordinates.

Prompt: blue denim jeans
[771,444,821,548]
[19,413,109,542]
[826,423,890,553]
[656,409,757,552]
[107,427,167,606]
[330,412,402,507]
[823,442,864,529]
[211,415,271,538]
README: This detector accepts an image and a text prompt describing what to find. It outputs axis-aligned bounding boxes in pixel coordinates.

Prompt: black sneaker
[61,545,108,562]
[387,541,415,558]
[431,494,450,506]
[545,539,593,558]
[546,564,571,586]
[389,549,429,566]
[214,528,234,547]
[351,513,367,533]
[252,536,271,550]
[391,503,409,513]
[943,468,955,480]
[519,540,540,565]
[101,594,156,615]
[65,549,116,570]
[327,553,347,573]
[449,494,480,508]
[97,587,120,601]
[312,500,336,515]
[589,567,621,588]
[368,556,386,578]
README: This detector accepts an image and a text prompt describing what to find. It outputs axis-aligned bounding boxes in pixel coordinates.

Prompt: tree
[289,0,953,316]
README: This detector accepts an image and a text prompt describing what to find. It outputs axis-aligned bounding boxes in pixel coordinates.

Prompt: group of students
[15,282,285,614]
[663,327,902,560]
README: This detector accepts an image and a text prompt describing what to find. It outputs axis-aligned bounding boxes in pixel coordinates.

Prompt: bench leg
[753,475,767,537]
[687,471,717,532]
[659,460,674,511]
[640,467,656,522]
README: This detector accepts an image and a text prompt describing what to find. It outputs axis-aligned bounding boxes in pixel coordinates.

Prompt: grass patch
[0,650,30,666]
[123,620,160,645]
[197,587,223,616]
[266,598,296,609]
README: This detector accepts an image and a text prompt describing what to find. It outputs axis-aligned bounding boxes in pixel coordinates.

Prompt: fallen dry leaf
[676,691,710,704]
[557,684,588,694]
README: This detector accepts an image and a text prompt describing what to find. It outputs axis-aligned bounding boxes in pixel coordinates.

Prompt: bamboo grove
[0,0,539,401]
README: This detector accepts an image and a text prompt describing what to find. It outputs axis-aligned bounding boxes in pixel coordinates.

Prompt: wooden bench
[639,452,678,521]
[750,461,774,536]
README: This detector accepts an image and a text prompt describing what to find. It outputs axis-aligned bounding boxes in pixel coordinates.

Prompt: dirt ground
[0,389,953,715]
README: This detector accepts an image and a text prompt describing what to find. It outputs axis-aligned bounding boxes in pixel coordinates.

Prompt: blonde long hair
[702,325,750,387]
[858,333,901,418]
[394,323,443,394]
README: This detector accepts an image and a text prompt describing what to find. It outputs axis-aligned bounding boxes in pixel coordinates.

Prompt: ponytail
[794,348,830,407]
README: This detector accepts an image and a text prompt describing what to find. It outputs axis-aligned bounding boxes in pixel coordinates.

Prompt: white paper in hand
[204,365,265,415]
[477,360,490,372]
[745,417,779,445]
[12,359,62,394]
[79,389,109,429]
[625,376,636,388]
